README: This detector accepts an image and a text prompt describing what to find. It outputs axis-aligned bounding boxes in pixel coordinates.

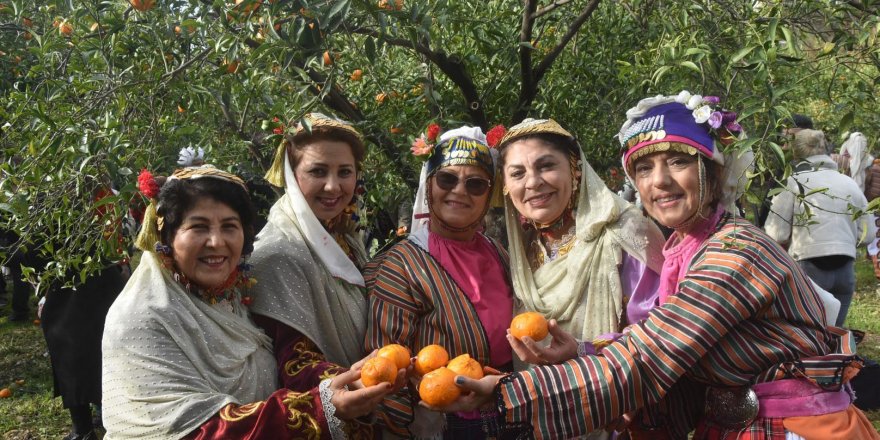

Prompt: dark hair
[285,128,366,170]
[157,178,257,255]
[702,158,725,209]
[788,114,814,130]
[498,133,578,167]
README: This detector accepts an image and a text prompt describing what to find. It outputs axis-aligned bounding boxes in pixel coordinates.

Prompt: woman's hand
[507,319,579,365]
[419,374,503,413]
[329,351,407,420]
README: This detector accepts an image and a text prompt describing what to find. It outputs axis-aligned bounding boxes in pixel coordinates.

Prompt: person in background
[41,185,128,440]
[765,129,875,327]
[102,164,395,439]
[440,91,877,440]
[755,113,814,228]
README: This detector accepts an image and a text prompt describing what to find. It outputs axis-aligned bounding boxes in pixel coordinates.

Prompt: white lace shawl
[101,252,277,440]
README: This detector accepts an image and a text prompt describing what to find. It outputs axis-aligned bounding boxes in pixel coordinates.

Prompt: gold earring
[502,185,509,196]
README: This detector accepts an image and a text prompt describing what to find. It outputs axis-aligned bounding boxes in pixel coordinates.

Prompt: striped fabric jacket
[364,237,512,437]
[498,213,859,439]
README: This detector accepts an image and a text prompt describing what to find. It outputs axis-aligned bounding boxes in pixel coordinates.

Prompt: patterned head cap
[497,118,575,150]
[168,165,248,191]
[618,92,741,172]
[427,135,494,179]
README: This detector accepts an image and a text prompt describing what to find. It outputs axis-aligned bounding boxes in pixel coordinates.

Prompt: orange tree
[1,0,879,285]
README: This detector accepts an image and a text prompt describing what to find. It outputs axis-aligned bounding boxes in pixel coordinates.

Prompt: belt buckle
[705,386,759,430]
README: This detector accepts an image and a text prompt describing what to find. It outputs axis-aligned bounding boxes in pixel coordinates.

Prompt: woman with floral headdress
[102,164,393,439]
[432,92,879,440]
[364,125,514,439]
[247,113,374,384]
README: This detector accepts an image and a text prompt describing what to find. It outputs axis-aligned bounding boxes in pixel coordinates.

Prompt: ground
[1,260,879,438]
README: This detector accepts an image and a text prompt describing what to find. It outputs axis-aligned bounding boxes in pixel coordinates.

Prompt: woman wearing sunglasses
[364,125,514,439]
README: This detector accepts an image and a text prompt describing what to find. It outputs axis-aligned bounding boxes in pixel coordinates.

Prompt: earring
[502,185,509,196]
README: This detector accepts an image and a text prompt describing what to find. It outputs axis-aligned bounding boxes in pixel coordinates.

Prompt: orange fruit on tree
[59,20,73,36]
[390,127,403,135]
[322,51,333,66]
[234,0,262,14]
[360,356,397,387]
[414,344,449,376]
[510,311,549,341]
[350,69,363,81]
[376,344,411,370]
[0,388,10,398]
[446,353,484,380]
[22,31,31,41]
[375,92,387,104]
[224,59,240,74]
[22,17,32,27]
[418,367,460,406]
[130,0,156,12]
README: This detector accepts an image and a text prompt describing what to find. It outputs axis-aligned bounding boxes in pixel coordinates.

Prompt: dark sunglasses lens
[435,173,459,190]
[464,178,490,195]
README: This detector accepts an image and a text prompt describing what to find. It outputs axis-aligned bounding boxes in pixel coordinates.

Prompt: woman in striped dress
[443,92,879,439]
[364,125,514,439]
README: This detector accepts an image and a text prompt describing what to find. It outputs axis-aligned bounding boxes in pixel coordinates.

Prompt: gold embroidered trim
[282,391,321,438]
[499,118,574,147]
[219,401,265,422]
[626,141,697,167]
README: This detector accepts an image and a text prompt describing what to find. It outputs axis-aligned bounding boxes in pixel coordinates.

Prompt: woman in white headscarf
[248,113,372,382]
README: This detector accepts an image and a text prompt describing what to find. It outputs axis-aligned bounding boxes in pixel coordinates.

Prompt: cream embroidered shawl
[248,155,368,367]
[506,152,665,341]
[101,252,277,440]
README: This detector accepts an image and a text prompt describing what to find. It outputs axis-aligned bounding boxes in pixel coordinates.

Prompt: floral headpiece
[411,123,441,158]
[264,112,364,187]
[618,91,742,173]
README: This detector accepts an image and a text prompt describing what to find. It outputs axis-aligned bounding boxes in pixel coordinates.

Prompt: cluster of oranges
[361,312,548,407]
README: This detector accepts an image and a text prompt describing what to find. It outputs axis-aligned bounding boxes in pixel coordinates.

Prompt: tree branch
[349,26,487,128]
[161,47,213,81]
[532,0,574,19]
[533,0,601,82]
[512,0,538,123]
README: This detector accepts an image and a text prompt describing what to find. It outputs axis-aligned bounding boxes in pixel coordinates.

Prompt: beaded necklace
[159,250,256,306]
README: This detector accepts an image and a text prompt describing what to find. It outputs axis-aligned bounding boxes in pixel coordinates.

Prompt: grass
[1,261,879,438]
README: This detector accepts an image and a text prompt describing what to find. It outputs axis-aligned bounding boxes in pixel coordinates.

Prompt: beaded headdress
[264,112,364,187]
[618,91,742,173]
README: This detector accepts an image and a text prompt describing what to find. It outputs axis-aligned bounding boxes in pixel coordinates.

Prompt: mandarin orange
[376,344,411,370]
[418,367,460,406]
[360,356,397,387]
[414,344,449,376]
[447,353,484,380]
[510,311,549,341]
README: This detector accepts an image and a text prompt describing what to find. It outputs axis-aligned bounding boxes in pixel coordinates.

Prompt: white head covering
[247,154,368,366]
[840,132,873,192]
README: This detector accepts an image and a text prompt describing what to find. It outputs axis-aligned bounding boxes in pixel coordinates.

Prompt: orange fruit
[22,31,31,41]
[375,92,387,103]
[414,344,449,376]
[322,51,333,66]
[376,344,410,370]
[418,367,460,406]
[0,388,10,398]
[224,59,240,74]
[446,353,484,381]
[59,20,73,36]
[234,0,262,14]
[390,127,403,135]
[22,17,32,27]
[350,69,363,81]
[177,105,186,113]
[510,311,549,342]
[360,356,397,387]
[130,0,156,11]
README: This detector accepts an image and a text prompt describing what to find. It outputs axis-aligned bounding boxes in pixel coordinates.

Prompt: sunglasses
[434,171,492,196]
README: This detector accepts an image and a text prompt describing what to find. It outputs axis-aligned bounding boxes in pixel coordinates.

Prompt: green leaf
[729,45,756,64]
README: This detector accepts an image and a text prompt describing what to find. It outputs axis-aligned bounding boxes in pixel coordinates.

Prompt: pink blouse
[428,232,514,368]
